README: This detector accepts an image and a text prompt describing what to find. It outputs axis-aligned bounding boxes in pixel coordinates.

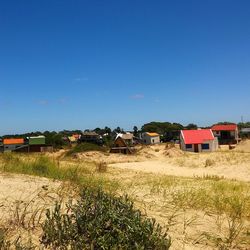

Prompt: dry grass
[1,142,250,249]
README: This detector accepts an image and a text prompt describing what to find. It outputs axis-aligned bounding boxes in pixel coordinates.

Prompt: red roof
[211,124,237,131]
[3,138,24,145]
[181,129,214,144]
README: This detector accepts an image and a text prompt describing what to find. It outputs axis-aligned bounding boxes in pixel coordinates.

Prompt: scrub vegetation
[1,141,250,249]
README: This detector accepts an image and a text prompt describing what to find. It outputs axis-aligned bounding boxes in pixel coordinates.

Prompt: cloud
[130,94,144,99]
[58,97,67,104]
[37,99,49,105]
[74,77,88,82]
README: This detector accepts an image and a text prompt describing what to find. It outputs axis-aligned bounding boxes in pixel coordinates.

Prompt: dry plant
[96,161,108,173]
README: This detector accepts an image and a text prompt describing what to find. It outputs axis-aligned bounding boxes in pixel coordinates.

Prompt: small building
[141,132,160,145]
[211,124,239,144]
[115,133,134,146]
[28,135,46,145]
[79,131,103,145]
[27,135,47,152]
[3,138,27,152]
[68,136,78,143]
[180,129,218,153]
[110,136,134,154]
[240,128,250,138]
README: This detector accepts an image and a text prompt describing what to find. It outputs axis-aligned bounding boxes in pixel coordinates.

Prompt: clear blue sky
[1,0,250,134]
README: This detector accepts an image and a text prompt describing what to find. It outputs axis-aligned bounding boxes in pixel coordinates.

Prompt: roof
[181,129,214,144]
[82,131,99,136]
[211,124,237,131]
[72,134,80,139]
[68,136,77,142]
[3,138,24,145]
[28,135,45,139]
[116,133,133,140]
[146,132,159,137]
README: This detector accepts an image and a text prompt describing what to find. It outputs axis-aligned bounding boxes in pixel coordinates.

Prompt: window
[186,144,192,149]
[202,144,209,150]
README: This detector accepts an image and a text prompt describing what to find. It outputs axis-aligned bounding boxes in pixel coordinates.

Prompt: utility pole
[241,115,244,123]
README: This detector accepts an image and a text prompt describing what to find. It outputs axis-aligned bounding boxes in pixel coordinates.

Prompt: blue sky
[0,0,250,134]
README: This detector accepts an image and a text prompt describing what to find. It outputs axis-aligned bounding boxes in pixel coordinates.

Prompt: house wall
[4,144,24,152]
[213,130,238,140]
[180,135,192,151]
[114,137,127,147]
[180,134,218,152]
[213,129,238,144]
[29,137,45,145]
[142,134,160,144]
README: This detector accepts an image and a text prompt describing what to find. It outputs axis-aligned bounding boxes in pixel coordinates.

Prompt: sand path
[110,160,250,182]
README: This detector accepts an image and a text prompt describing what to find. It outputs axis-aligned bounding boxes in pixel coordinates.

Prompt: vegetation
[141,121,184,134]
[0,153,171,249]
[0,153,118,191]
[130,173,250,248]
[65,142,108,156]
[42,187,171,249]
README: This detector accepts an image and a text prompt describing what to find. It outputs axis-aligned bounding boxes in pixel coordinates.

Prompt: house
[141,132,160,145]
[211,124,239,144]
[3,138,27,152]
[26,135,48,152]
[79,131,103,145]
[110,136,134,154]
[0,138,3,152]
[68,134,80,143]
[180,129,218,152]
[68,136,78,143]
[240,128,250,139]
[115,133,134,146]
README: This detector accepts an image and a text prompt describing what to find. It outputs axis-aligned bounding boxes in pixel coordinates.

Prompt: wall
[180,134,218,152]
[141,133,160,144]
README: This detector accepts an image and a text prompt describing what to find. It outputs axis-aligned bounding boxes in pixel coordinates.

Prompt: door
[194,144,199,153]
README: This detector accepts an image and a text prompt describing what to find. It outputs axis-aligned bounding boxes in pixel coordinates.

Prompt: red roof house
[180,129,218,152]
[211,124,238,144]
[211,124,237,131]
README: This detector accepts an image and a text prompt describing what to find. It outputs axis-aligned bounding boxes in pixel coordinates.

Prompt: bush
[205,159,215,167]
[66,143,107,157]
[41,187,171,249]
[96,161,108,173]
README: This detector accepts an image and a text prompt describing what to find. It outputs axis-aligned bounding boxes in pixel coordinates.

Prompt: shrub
[41,187,171,249]
[96,161,108,173]
[66,143,107,157]
[0,228,10,249]
[205,158,215,167]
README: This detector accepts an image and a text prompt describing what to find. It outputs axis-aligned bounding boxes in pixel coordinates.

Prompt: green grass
[0,153,120,193]
[124,172,250,248]
[0,153,171,249]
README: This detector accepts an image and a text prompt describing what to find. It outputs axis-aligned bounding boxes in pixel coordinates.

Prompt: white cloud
[74,77,88,82]
[37,99,49,105]
[130,94,144,99]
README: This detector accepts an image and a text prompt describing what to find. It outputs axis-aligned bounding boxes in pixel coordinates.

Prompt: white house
[180,129,218,153]
[141,132,160,145]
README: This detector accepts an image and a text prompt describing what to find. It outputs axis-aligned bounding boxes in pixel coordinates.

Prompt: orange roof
[146,132,159,137]
[3,138,24,145]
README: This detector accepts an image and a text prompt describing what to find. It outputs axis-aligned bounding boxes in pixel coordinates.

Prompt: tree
[114,127,122,133]
[133,126,138,136]
[185,123,198,130]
